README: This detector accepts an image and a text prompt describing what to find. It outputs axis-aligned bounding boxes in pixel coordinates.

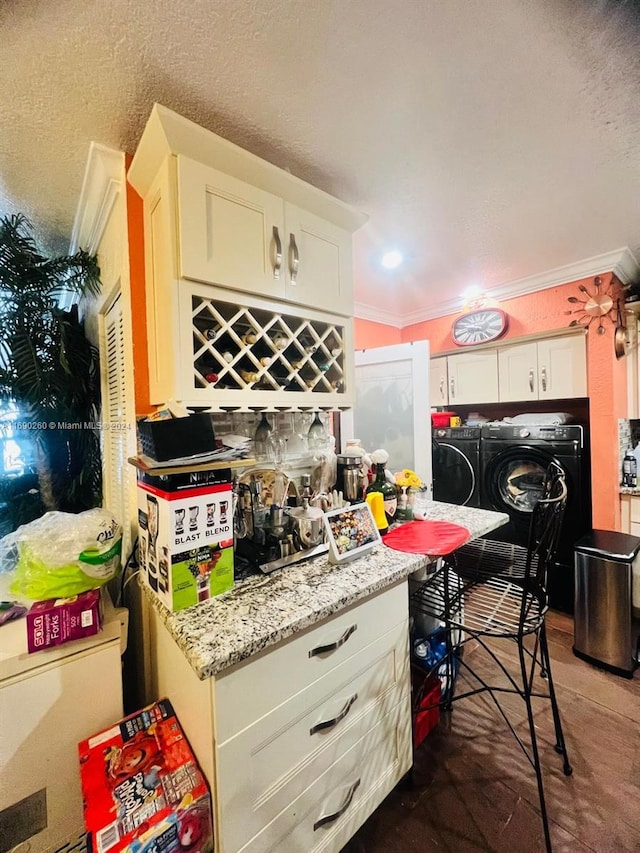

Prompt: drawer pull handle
[289,233,299,284]
[310,693,358,735]
[308,624,357,657]
[272,225,282,280]
[313,779,361,831]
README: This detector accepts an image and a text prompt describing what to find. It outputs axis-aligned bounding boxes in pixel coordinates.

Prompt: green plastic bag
[3,509,122,600]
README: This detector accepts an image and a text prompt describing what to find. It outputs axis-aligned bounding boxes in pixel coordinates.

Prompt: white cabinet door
[498,341,539,402]
[448,349,499,404]
[537,334,587,399]
[284,204,353,315]
[177,156,285,298]
[429,357,448,407]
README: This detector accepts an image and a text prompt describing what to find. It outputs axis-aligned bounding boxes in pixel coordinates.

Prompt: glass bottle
[307,413,327,451]
[365,460,398,526]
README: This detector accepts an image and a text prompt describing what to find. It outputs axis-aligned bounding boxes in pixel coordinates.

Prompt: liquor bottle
[239,369,259,384]
[365,460,398,526]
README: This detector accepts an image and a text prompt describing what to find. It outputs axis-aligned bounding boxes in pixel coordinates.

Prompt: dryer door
[483,445,562,516]
[432,441,476,506]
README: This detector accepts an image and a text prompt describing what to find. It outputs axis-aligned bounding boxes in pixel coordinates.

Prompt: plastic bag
[2,509,122,600]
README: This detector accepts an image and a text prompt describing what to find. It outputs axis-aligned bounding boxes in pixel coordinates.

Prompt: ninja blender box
[79,698,213,853]
[137,467,234,611]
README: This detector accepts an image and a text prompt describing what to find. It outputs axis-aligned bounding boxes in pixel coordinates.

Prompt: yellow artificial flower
[395,468,422,489]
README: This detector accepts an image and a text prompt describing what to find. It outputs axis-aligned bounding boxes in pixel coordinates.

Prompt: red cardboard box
[27,589,102,653]
[78,698,213,853]
[412,672,441,748]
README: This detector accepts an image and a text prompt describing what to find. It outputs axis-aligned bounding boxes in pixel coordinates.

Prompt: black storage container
[137,413,216,462]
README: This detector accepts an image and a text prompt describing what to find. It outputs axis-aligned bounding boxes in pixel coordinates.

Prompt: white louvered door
[101,291,132,553]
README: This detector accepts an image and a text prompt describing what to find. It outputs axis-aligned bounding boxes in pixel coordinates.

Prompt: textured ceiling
[1,0,640,322]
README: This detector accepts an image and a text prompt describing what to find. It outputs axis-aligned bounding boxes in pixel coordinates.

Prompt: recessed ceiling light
[381,250,403,269]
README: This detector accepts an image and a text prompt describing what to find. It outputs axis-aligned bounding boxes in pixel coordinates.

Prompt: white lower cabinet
[620,494,640,537]
[145,581,412,853]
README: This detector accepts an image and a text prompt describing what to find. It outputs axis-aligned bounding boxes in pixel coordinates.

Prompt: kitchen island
[142,499,507,853]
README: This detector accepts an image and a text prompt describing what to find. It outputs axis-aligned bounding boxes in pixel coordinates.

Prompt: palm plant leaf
[0,213,103,527]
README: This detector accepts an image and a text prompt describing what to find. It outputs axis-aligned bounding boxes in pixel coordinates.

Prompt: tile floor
[341,612,640,852]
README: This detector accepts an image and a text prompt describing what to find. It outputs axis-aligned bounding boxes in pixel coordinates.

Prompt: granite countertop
[620,486,640,496]
[142,497,508,680]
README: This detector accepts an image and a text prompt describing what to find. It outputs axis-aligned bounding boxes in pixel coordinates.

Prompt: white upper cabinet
[498,334,587,402]
[498,341,539,402]
[177,159,353,315]
[283,203,353,315]
[128,105,366,409]
[430,356,449,407]
[536,334,587,399]
[177,158,284,299]
[447,349,499,404]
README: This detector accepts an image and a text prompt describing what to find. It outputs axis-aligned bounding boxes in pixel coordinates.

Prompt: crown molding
[353,301,404,327]
[70,143,125,254]
[395,247,640,328]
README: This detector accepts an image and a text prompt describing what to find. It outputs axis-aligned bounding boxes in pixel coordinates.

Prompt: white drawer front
[214,581,408,742]
[236,698,412,853]
[217,622,409,852]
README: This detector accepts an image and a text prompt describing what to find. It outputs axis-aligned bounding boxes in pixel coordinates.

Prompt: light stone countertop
[141,497,508,680]
[619,486,640,496]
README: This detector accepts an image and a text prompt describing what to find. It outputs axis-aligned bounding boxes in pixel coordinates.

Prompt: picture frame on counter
[323,502,381,565]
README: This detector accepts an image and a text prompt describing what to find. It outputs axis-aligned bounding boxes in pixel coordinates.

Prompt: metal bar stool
[410,462,572,852]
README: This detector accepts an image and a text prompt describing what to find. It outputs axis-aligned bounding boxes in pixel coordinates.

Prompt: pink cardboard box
[26,589,102,653]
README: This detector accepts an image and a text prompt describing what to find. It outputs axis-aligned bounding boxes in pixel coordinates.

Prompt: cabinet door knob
[308,623,357,657]
[313,779,361,831]
[309,693,358,735]
[289,233,299,284]
[541,366,547,392]
[450,377,455,399]
[529,369,534,392]
[272,225,282,280]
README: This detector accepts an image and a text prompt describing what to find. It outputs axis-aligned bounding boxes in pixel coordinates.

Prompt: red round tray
[382,519,470,556]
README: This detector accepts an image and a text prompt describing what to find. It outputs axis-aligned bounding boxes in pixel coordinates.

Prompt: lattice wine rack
[189,293,352,411]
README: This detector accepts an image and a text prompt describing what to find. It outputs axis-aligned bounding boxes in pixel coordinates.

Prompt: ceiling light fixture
[381,250,403,269]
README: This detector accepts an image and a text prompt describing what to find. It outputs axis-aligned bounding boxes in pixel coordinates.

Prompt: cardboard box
[137,467,234,611]
[79,698,213,853]
[26,589,102,653]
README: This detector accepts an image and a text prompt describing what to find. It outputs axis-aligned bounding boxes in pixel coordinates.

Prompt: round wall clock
[451,308,508,346]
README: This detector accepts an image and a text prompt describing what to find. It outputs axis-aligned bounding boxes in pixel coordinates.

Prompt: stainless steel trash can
[573,530,640,678]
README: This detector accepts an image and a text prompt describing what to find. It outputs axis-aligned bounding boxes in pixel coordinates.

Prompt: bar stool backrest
[525,461,568,590]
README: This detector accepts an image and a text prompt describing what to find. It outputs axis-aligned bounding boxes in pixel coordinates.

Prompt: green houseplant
[0,213,102,533]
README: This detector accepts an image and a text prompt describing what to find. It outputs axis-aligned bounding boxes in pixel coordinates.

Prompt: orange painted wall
[124,157,152,415]
[354,319,402,349]
[356,273,627,531]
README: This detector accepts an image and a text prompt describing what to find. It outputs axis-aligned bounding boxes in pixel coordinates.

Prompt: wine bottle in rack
[241,330,259,345]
